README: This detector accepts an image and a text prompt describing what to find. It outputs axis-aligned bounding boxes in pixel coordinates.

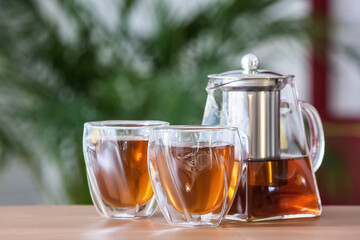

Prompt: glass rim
[152,125,238,132]
[84,120,169,129]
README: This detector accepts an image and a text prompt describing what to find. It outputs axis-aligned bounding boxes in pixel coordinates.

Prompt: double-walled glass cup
[148,126,241,227]
[83,120,169,219]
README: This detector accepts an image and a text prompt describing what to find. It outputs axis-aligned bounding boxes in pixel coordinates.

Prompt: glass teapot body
[202,54,324,222]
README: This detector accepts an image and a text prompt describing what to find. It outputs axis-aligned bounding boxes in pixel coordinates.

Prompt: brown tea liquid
[155,143,239,215]
[228,156,321,221]
[91,138,152,208]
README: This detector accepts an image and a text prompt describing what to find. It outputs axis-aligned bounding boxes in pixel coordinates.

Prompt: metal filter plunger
[204,54,289,186]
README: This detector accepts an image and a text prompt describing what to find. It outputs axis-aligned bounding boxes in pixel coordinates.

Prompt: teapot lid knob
[241,53,259,71]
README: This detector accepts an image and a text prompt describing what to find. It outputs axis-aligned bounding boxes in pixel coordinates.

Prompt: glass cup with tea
[148,126,242,227]
[83,120,169,219]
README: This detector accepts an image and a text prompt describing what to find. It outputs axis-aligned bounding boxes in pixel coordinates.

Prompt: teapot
[202,54,325,222]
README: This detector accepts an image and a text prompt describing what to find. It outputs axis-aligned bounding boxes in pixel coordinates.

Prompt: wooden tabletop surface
[0,205,359,240]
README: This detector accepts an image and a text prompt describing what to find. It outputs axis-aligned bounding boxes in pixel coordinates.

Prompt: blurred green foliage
[0,0,310,203]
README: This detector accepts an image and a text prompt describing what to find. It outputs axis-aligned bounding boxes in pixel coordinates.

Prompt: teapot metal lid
[207,54,294,91]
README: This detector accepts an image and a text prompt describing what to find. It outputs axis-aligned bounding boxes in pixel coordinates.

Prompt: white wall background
[329,0,360,118]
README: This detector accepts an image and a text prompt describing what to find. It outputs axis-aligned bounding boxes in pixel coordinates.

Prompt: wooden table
[0,205,359,240]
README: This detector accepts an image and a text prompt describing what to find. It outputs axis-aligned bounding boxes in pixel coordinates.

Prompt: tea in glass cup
[148,126,241,227]
[83,120,169,218]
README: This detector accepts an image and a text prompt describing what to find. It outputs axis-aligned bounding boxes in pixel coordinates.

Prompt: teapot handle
[300,101,325,172]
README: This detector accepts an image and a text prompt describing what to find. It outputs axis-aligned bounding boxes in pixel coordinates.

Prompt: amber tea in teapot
[229,156,321,221]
